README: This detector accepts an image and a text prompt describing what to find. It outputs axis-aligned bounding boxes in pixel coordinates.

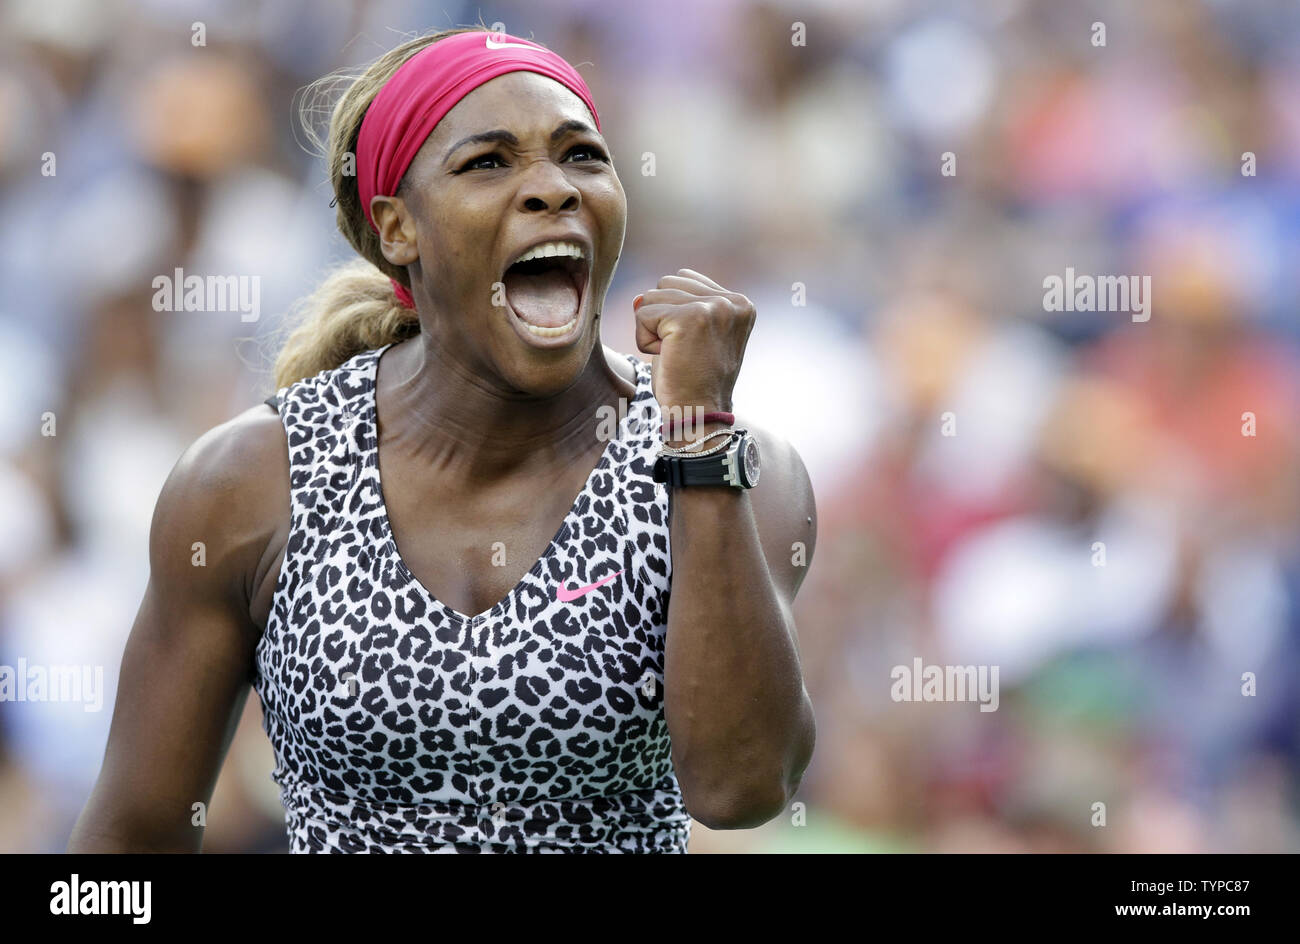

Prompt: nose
[518,158,581,213]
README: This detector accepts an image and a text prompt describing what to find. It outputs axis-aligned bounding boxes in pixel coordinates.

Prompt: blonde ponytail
[269,23,491,389]
[271,259,420,389]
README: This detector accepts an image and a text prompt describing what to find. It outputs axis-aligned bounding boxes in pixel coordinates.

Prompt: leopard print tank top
[252,342,690,853]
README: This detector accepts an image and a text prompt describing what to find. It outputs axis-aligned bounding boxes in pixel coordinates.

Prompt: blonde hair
[270,25,491,390]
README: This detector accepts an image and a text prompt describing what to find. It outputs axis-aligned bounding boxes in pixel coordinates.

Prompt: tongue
[504,268,579,328]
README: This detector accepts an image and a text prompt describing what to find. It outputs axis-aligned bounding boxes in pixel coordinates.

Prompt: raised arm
[66,405,289,852]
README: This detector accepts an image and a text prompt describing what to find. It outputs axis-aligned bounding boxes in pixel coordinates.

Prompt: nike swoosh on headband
[486,35,538,50]
[556,569,623,602]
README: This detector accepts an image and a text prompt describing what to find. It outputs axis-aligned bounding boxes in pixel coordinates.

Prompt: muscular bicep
[67,407,286,852]
[748,427,817,611]
[75,575,255,850]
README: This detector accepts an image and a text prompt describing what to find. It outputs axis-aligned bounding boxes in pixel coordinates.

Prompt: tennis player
[68,25,817,853]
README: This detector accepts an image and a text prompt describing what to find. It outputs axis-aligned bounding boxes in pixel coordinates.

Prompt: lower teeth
[519,315,577,337]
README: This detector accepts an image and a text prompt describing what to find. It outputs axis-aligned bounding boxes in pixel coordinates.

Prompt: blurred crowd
[1,0,1297,852]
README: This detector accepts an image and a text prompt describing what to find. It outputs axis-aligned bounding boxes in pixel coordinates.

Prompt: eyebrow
[443,120,598,165]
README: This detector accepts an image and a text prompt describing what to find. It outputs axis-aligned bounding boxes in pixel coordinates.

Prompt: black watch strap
[653,450,732,487]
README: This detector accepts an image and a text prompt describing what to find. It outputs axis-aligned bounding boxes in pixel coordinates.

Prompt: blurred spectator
[1,0,1297,853]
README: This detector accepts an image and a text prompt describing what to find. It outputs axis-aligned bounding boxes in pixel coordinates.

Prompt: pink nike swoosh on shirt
[556,569,623,602]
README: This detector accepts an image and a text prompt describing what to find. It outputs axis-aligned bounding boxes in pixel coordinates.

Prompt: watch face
[743,437,760,486]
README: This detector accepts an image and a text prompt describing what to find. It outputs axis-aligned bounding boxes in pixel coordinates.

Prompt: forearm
[68,804,203,854]
[68,826,199,854]
[662,464,814,829]
[635,269,815,827]
[68,770,207,854]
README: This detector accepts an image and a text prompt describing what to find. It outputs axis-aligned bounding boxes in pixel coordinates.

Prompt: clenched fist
[633,268,756,416]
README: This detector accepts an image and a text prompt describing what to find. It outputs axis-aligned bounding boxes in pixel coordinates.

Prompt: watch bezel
[655,428,759,489]
[741,434,761,487]
[724,432,759,488]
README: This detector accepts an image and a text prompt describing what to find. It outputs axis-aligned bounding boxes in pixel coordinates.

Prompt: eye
[566,144,610,163]
[459,152,505,172]
[456,144,610,174]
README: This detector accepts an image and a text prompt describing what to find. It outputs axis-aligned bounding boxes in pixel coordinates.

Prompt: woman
[68,25,817,853]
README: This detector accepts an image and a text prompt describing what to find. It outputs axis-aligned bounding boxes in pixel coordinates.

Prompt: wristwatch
[653,428,761,489]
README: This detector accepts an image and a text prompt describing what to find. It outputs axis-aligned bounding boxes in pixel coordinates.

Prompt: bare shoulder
[161,403,288,522]
[150,402,290,627]
[730,411,818,601]
[731,413,813,500]
[602,345,640,388]
[167,403,285,495]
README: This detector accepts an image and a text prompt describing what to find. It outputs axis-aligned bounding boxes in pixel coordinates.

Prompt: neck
[374,335,635,485]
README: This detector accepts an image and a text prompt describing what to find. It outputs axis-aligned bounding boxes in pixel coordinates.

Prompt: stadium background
[1,0,1298,852]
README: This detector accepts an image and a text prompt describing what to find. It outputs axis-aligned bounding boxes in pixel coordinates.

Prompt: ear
[371,195,419,268]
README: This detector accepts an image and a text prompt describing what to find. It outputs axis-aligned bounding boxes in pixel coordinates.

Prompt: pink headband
[356,30,602,308]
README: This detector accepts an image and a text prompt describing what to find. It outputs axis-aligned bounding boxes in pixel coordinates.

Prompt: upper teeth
[510,241,585,267]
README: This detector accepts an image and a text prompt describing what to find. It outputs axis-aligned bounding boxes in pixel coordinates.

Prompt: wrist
[657,392,733,419]
[662,419,733,450]
[653,425,760,490]
[658,397,734,447]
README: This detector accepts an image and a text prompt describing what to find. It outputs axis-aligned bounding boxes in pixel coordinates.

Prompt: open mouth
[501,251,589,342]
